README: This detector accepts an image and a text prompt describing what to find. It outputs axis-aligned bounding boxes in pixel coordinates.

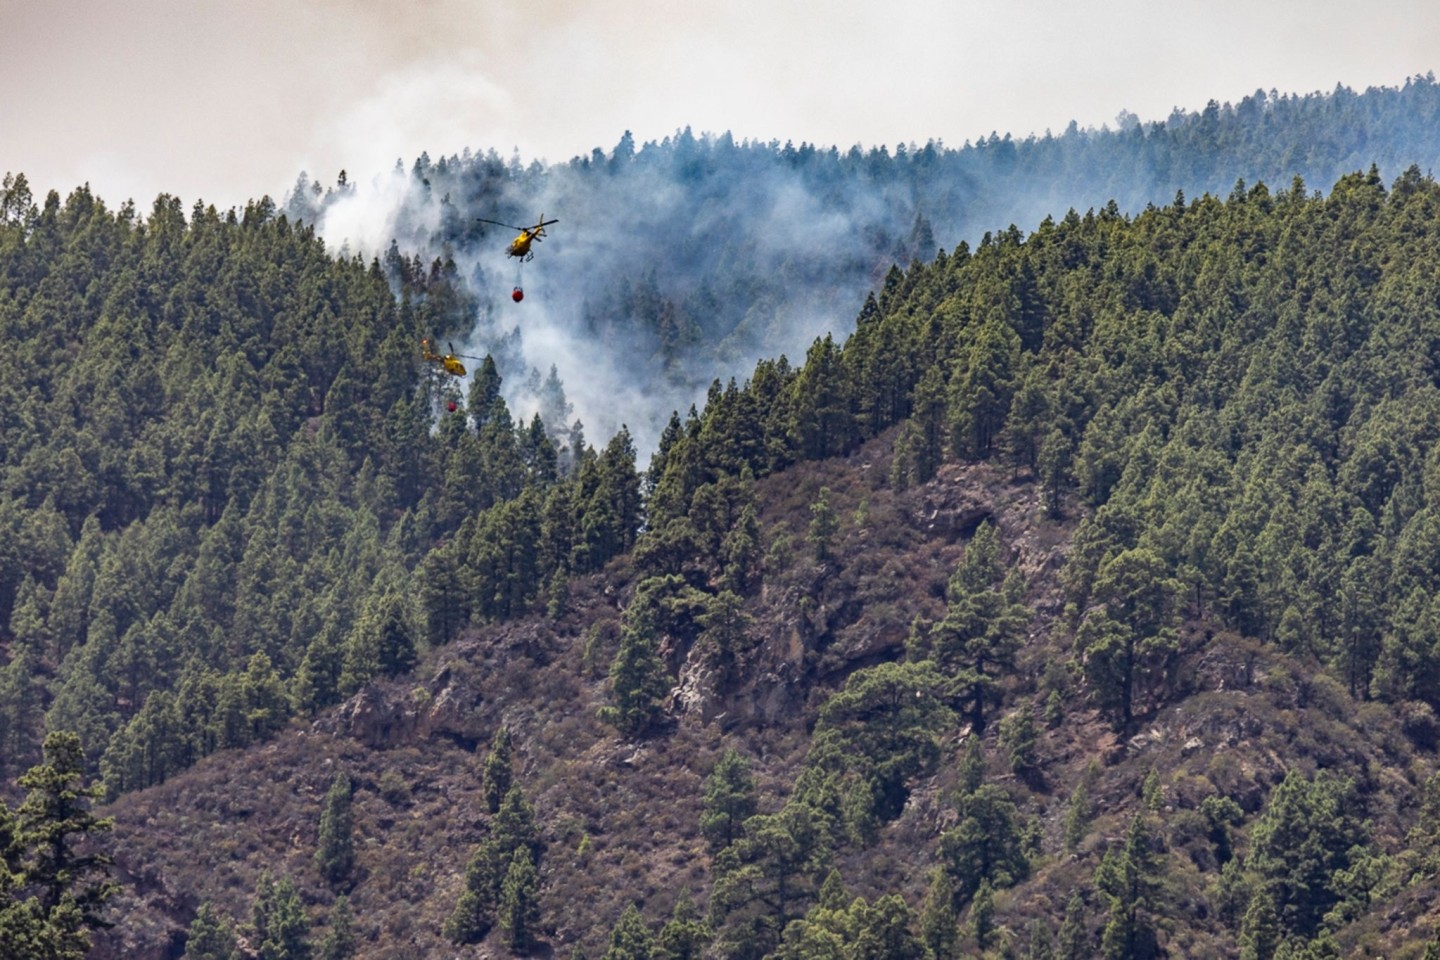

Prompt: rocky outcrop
[317,663,488,750]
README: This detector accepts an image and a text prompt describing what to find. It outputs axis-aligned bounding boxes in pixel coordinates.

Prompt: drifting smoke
[301,131,926,458]
[292,76,1440,457]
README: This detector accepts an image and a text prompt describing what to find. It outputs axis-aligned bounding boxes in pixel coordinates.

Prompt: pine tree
[911,364,947,483]
[917,521,1028,732]
[719,504,762,595]
[603,902,655,960]
[890,422,917,492]
[919,867,959,959]
[1238,889,1281,960]
[15,731,118,932]
[697,590,751,685]
[314,772,355,887]
[293,619,346,716]
[657,892,712,960]
[970,878,996,951]
[1024,917,1056,960]
[1056,891,1090,960]
[482,726,514,815]
[1248,770,1367,940]
[699,748,757,854]
[0,644,44,778]
[710,803,832,956]
[340,591,416,695]
[498,847,541,951]
[316,896,356,960]
[807,486,839,562]
[1078,547,1183,730]
[251,872,311,960]
[999,702,1039,775]
[938,782,1029,904]
[185,901,240,960]
[598,614,671,738]
[1063,761,1099,853]
[447,783,542,945]
[493,783,542,863]
[1095,812,1162,960]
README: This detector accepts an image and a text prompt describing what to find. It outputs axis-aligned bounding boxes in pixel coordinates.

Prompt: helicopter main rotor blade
[477,218,526,231]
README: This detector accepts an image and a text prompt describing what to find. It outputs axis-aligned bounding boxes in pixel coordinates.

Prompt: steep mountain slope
[97,445,1438,959]
[14,84,1440,960]
[96,165,1440,959]
[96,450,1054,957]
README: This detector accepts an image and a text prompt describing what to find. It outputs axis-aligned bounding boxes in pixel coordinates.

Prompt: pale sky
[3,0,1440,212]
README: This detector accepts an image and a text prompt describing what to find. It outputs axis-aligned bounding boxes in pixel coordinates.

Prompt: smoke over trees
[290,74,1440,456]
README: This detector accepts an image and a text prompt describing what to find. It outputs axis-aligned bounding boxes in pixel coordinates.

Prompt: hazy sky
[4,0,1440,211]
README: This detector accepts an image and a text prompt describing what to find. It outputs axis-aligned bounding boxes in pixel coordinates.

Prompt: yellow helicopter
[421,338,483,378]
[477,214,559,262]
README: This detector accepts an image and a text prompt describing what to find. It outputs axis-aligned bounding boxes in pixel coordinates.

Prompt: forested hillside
[285,74,1440,453]
[10,80,1440,959]
[0,176,642,798]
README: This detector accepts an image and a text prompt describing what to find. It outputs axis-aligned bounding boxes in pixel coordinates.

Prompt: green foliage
[1200,793,1244,866]
[446,782,543,945]
[772,890,925,960]
[313,771,355,887]
[918,868,959,960]
[998,703,1039,774]
[656,893,712,960]
[340,591,417,695]
[1065,759,1094,852]
[1094,811,1163,960]
[603,902,656,960]
[482,726,514,815]
[937,782,1030,906]
[1076,548,1182,729]
[13,732,118,933]
[377,769,411,807]
[1023,917,1055,960]
[498,847,541,951]
[710,803,834,959]
[969,878,996,951]
[185,901,240,960]
[1056,891,1090,960]
[20,92,1440,959]
[1425,923,1440,960]
[572,428,643,573]
[598,609,672,738]
[315,896,356,960]
[696,590,753,687]
[797,660,954,837]
[700,749,758,854]
[251,872,311,960]
[0,185,663,802]
[0,732,116,959]
[1248,770,1369,940]
[909,521,1028,732]
[807,486,839,562]
[1239,888,1281,960]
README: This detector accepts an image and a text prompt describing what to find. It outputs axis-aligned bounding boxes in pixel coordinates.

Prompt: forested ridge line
[82,164,1440,959]
[287,74,1440,452]
[14,126,1440,956]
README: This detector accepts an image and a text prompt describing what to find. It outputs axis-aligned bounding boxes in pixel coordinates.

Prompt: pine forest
[7,77,1440,959]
